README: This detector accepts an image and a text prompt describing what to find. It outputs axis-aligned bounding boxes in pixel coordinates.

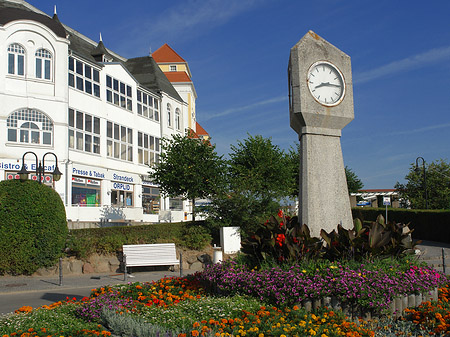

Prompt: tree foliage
[0,180,68,275]
[395,158,450,209]
[208,135,296,234]
[345,166,364,193]
[149,134,226,220]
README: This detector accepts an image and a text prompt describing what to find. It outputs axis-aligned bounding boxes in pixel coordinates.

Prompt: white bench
[122,243,181,280]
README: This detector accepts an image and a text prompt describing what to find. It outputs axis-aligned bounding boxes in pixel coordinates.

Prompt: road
[0,286,94,316]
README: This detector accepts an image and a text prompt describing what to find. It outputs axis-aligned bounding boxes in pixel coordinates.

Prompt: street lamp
[18,151,62,184]
[415,156,428,209]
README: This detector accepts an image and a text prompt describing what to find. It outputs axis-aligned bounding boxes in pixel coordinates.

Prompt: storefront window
[142,186,160,214]
[111,190,133,207]
[169,198,183,211]
[72,177,101,206]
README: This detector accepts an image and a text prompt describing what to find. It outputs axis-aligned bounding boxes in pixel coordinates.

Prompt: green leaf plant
[241,211,419,267]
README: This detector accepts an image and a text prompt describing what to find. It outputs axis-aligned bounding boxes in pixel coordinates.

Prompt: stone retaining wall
[33,247,220,277]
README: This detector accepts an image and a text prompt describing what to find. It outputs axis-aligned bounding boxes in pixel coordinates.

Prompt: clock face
[307,61,345,106]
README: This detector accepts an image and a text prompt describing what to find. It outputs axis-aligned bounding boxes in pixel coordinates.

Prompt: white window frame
[137,132,160,166]
[170,65,177,71]
[137,89,160,122]
[106,75,132,111]
[175,108,181,131]
[68,108,101,154]
[7,43,25,76]
[167,104,172,128]
[69,56,100,97]
[7,109,53,146]
[107,121,133,161]
[35,48,52,80]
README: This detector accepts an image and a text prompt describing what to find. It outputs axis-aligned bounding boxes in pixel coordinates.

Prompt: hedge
[0,179,68,275]
[352,207,450,244]
[67,221,212,259]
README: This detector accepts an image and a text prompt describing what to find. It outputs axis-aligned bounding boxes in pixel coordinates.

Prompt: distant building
[0,0,202,227]
[153,44,210,140]
[350,189,400,208]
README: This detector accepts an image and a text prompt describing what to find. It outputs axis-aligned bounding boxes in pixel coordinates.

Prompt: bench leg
[123,254,127,282]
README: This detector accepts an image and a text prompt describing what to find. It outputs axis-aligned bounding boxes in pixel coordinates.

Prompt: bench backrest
[123,243,179,267]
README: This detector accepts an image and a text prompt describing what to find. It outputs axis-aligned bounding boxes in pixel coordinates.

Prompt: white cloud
[148,0,266,39]
[354,46,450,84]
[389,123,450,136]
[203,95,288,121]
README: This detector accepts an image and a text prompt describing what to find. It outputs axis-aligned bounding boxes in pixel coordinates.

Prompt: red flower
[276,234,286,246]
[278,210,284,218]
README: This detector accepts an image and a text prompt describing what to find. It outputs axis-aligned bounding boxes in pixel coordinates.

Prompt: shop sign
[31,174,52,183]
[72,167,105,179]
[112,172,134,183]
[6,173,20,180]
[113,182,132,191]
[87,179,100,186]
[72,177,86,184]
[1,161,55,172]
[0,161,22,171]
[142,180,159,186]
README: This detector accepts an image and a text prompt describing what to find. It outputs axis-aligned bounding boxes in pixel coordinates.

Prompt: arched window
[35,48,52,80]
[175,108,181,131]
[167,104,172,127]
[7,43,25,76]
[7,109,53,146]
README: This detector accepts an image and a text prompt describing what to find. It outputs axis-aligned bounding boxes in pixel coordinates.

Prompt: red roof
[153,44,186,63]
[164,71,191,83]
[196,122,209,137]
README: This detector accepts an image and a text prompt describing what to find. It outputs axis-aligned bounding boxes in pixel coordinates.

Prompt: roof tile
[164,71,191,83]
[153,43,186,63]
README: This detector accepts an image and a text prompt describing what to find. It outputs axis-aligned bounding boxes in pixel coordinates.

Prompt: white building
[0,0,196,227]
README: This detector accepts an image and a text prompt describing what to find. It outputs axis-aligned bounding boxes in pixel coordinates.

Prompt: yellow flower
[309,329,316,336]
[258,334,264,337]
[302,270,307,273]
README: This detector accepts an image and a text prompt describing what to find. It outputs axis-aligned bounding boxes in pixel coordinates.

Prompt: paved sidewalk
[415,240,450,275]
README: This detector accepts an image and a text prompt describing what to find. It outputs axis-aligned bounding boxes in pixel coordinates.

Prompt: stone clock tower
[288,31,354,237]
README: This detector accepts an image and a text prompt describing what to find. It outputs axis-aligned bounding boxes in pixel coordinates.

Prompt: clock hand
[315,82,341,89]
[314,82,328,89]
[326,83,341,88]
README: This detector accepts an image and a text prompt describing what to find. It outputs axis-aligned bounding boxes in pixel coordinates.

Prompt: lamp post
[415,157,428,209]
[18,151,62,184]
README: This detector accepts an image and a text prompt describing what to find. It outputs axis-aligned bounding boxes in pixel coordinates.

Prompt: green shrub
[66,222,213,259]
[352,207,450,243]
[182,225,212,250]
[0,179,68,275]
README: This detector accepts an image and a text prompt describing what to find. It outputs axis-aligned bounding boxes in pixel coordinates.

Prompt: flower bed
[196,260,445,315]
[1,273,449,336]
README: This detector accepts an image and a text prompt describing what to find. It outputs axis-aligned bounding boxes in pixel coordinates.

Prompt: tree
[395,158,450,209]
[149,134,226,221]
[345,166,364,193]
[209,135,295,234]
[287,142,300,198]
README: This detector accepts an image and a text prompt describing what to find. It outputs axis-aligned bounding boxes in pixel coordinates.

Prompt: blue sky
[30,0,450,189]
